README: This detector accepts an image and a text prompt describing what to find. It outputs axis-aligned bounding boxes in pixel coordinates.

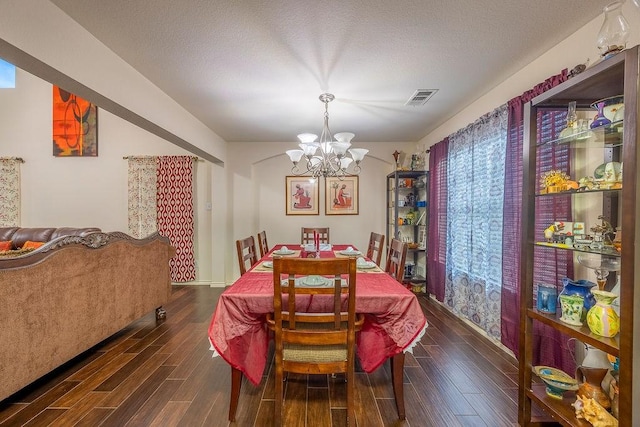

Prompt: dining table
[208,243,428,420]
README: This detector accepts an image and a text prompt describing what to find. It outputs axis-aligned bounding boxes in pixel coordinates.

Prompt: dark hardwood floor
[0,285,521,426]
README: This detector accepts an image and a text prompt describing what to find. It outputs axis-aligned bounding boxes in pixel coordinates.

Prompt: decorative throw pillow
[0,240,12,251]
[22,241,45,250]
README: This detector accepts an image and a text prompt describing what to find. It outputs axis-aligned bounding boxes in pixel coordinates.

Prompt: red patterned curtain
[156,156,196,282]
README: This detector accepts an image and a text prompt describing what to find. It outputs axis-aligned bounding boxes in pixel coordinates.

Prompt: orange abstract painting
[53,86,98,156]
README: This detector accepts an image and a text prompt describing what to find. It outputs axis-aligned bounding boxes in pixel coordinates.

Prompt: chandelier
[285,93,368,180]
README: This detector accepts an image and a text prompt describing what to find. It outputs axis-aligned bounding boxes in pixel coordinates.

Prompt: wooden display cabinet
[519,46,639,425]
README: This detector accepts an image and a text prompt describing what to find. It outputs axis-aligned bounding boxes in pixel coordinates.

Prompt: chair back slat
[366,232,385,266]
[385,238,408,283]
[236,236,258,275]
[301,227,330,244]
[257,230,269,257]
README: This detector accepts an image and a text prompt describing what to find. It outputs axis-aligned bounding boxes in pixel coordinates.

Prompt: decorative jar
[586,290,620,337]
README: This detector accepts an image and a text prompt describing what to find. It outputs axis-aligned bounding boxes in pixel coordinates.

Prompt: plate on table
[273,248,295,255]
[339,247,361,256]
[262,261,273,268]
[357,259,377,269]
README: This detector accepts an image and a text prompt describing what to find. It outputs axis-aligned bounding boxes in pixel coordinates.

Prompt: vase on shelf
[596,0,630,59]
[586,290,620,338]
[590,101,612,129]
[559,294,584,326]
[559,277,596,321]
[576,366,611,410]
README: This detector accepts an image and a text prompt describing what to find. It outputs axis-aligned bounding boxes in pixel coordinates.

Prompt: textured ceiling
[50,0,611,143]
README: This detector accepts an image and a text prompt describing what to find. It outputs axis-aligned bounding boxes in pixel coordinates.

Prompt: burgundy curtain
[501,70,574,370]
[157,156,196,282]
[427,137,448,301]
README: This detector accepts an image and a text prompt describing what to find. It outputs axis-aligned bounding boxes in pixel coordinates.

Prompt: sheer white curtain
[127,157,157,238]
[445,104,508,339]
[0,157,22,227]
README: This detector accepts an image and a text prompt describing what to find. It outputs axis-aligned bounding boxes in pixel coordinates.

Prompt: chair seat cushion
[284,344,347,363]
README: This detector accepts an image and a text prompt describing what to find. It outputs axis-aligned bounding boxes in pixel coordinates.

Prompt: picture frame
[52,85,98,157]
[286,176,319,215]
[325,176,359,215]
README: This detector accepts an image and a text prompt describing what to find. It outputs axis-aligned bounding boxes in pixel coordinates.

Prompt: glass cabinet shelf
[543,120,623,147]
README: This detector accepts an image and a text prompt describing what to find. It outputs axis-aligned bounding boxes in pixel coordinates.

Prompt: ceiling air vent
[405,89,437,106]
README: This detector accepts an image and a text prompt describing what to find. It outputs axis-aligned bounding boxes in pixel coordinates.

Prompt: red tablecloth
[208,244,428,385]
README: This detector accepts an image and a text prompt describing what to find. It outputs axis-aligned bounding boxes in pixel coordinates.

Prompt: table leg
[391,353,406,420]
[229,367,242,421]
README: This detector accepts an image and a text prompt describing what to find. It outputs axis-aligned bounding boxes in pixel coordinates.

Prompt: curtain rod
[123,155,203,161]
[0,157,25,163]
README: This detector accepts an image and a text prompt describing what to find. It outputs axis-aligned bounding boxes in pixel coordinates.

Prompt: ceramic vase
[586,290,620,337]
[559,294,584,326]
[576,366,611,410]
[559,277,596,321]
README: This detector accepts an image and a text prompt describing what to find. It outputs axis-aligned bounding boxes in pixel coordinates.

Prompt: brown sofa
[0,227,174,401]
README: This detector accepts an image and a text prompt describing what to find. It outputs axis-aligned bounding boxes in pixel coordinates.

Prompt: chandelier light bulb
[334,132,355,143]
[297,133,318,144]
[299,143,318,157]
[286,149,304,163]
[348,148,369,163]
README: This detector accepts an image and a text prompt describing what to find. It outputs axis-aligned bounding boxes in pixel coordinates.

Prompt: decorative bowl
[577,254,621,272]
[533,366,579,399]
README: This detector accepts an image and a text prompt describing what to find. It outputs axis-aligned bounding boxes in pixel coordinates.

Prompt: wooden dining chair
[257,230,269,258]
[385,238,408,283]
[267,256,364,426]
[301,227,330,244]
[235,236,259,275]
[366,232,385,266]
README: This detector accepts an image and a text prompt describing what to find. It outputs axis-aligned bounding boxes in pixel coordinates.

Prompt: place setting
[271,246,299,256]
[356,256,383,273]
[251,260,274,272]
[336,246,361,257]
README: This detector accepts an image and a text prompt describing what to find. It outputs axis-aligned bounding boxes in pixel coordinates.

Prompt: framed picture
[325,176,359,215]
[286,176,319,215]
[52,85,98,156]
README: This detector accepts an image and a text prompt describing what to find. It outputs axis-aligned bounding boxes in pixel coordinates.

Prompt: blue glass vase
[559,277,597,320]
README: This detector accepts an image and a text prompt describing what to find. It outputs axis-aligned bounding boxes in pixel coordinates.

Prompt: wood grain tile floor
[0,286,520,426]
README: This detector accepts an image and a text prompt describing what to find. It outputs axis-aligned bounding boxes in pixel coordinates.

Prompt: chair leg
[391,353,406,420]
[274,365,284,426]
[346,367,355,425]
[229,367,243,421]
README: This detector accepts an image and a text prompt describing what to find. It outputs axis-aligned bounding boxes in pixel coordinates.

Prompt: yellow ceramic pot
[586,290,620,337]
